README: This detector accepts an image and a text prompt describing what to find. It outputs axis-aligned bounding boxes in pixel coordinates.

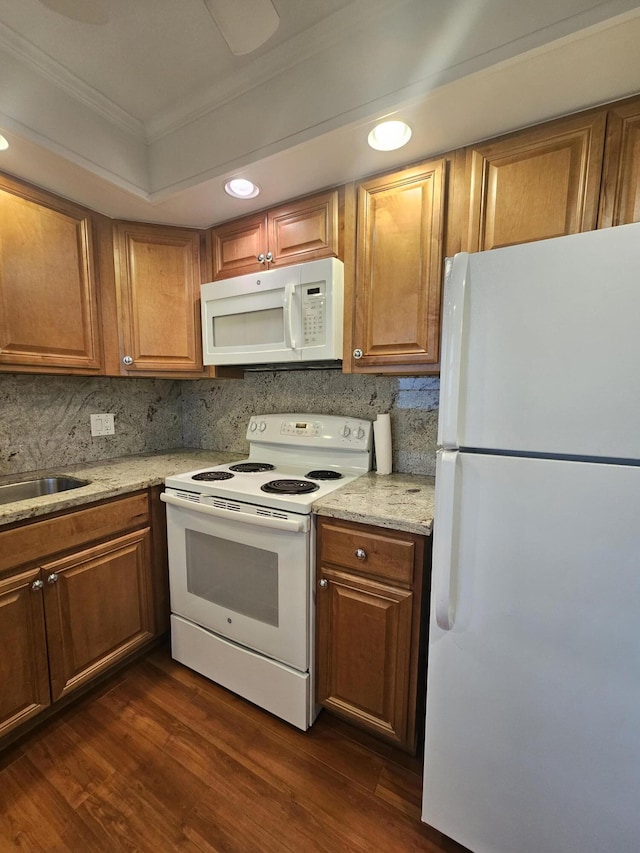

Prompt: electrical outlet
[90,413,115,437]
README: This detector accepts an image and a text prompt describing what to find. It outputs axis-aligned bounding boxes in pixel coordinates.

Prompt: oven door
[161,492,311,672]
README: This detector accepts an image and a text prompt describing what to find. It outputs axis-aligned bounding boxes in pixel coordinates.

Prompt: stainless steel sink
[0,476,89,505]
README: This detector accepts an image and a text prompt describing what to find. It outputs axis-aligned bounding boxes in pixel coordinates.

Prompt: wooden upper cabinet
[350,159,446,374]
[210,212,267,280]
[210,189,340,279]
[599,96,640,227]
[466,111,607,252]
[268,190,339,266]
[0,174,102,373]
[113,221,205,375]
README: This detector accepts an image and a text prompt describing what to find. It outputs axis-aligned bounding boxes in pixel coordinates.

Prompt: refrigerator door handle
[438,253,469,449]
[433,449,459,630]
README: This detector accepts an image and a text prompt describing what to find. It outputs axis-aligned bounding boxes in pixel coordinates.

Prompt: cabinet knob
[265,251,273,262]
[122,355,133,366]
[355,548,367,561]
[319,578,328,589]
[47,573,59,584]
[353,348,363,359]
[31,579,44,591]
[257,253,266,263]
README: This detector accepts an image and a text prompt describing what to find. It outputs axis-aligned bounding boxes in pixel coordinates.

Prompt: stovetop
[165,413,373,514]
[165,459,362,513]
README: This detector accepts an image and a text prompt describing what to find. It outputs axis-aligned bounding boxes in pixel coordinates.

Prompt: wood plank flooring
[0,645,469,852]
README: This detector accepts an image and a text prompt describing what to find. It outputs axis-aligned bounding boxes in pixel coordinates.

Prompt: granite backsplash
[0,370,439,477]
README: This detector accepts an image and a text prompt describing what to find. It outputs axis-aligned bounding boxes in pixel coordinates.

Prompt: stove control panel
[339,420,370,444]
[246,414,372,454]
[280,419,321,436]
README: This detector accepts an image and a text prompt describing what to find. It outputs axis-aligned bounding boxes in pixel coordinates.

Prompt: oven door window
[186,530,279,627]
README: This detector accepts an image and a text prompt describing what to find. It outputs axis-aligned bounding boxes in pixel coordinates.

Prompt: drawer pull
[355,548,367,560]
[47,573,59,584]
[31,579,44,591]
[319,578,328,589]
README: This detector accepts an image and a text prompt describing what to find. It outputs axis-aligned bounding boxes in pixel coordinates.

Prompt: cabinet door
[43,527,154,702]
[210,213,267,279]
[0,568,50,738]
[0,177,102,372]
[268,190,339,266]
[316,567,414,748]
[599,97,640,227]
[352,159,445,374]
[114,222,204,374]
[467,111,607,251]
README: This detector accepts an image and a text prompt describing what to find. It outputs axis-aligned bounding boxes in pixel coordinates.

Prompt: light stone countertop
[0,451,435,535]
[0,450,242,526]
[312,471,435,536]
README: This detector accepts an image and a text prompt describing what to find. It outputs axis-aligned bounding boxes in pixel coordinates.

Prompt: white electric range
[161,413,373,729]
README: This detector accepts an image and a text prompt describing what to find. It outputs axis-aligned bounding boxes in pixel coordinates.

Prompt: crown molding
[144,0,413,143]
[0,20,145,140]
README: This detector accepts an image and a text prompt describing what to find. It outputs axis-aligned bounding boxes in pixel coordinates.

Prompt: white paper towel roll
[373,413,392,475]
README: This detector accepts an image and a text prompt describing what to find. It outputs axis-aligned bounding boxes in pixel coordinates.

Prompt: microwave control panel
[301,284,326,346]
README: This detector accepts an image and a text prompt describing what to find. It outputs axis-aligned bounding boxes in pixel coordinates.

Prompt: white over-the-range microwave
[201,257,343,368]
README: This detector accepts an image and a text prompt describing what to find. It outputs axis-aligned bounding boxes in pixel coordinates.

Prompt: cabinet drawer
[0,492,150,574]
[319,519,416,585]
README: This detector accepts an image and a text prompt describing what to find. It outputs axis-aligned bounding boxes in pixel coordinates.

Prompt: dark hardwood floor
[0,645,469,852]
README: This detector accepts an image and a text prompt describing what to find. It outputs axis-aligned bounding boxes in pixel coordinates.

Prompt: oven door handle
[160,491,310,533]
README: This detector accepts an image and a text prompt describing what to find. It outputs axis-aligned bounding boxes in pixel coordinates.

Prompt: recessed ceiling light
[0,134,9,151]
[367,120,412,151]
[224,178,260,199]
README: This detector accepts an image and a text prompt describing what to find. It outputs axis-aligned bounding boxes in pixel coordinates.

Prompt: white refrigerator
[422,221,640,853]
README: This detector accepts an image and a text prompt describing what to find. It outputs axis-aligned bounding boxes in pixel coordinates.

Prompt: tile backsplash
[0,370,439,477]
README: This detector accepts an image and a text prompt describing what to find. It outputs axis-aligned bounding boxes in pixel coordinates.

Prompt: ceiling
[1,0,639,228]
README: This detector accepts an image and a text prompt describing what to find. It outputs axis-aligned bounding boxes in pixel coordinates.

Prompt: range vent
[256,508,289,520]
[211,499,242,512]
[175,490,200,503]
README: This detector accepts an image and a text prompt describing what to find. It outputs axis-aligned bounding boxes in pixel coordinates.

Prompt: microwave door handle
[283,283,296,349]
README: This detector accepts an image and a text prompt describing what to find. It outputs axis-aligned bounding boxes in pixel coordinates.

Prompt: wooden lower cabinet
[42,527,154,702]
[0,568,51,737]
[316,517,427,753]
[0,492,163,742]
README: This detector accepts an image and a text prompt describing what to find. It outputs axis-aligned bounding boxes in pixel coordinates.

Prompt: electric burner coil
[306,470,343,480]
[229,462,276,473]
[191,471,234,481]
[260,479,320,495]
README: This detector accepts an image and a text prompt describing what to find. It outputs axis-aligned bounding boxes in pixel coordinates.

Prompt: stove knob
[356,426,365,440]
[249,421,257,432]
[342,425,351,438]
[258,421,267,432]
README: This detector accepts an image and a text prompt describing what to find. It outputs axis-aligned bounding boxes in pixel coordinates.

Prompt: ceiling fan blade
[204,0,280,55]
[38,0,110,24]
